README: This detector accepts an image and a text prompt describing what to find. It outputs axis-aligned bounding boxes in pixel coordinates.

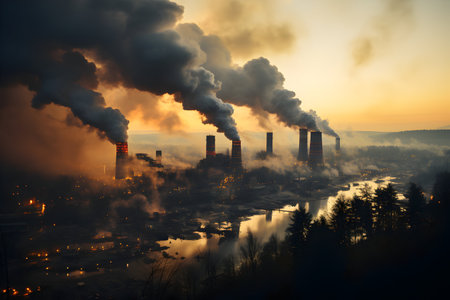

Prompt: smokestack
[115,142,128,180]
[206,135,216,158]
[335,137,341,152]
[298,129,308,161]
[231,140,242,168]
[309,131,324,167]
[266,132,273,155]
[156,150,162,164]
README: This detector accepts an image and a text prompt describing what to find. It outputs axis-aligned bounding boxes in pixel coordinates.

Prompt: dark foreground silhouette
[138,172,450,299]
[1,172,449,299]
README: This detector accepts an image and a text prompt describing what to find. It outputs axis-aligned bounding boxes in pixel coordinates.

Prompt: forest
[141,172,450,299]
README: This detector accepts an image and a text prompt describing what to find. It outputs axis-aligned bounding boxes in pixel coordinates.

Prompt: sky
[1,0,449,176]
[120,0,449,134]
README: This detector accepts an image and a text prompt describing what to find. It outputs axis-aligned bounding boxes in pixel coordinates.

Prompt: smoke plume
[0,0,239,141]
[309,110,339,138]
[177,23,319,132]
[0,86,115,176]
[351,0,414,67]
[199,0,297,59]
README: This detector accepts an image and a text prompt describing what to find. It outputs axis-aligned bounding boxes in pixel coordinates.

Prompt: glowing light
[24,287,32,296]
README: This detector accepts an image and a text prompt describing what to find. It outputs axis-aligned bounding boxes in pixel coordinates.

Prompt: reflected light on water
[157,177,402,260]
[158,232,221,258]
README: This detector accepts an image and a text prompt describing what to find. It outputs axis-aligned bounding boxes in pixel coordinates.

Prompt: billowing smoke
[177,24,320,132]
[309,110,339,138]
[0,0,239,141]
[198,0,297,59]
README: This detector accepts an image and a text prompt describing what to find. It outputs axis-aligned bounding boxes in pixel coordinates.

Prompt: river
[156,176,403,261]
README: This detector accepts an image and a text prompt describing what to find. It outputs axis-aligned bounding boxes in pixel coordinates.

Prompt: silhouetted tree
[286,207,312,255]
[406,182,427,231]
[240,230,261,274]
[222,255,236,280]
[308,215,336,246]
[349,195,365,243]
[431,172,450,208]
[260,234,279,267]
[358,183,373,202]
[330,196,351,245]
[429,172,450,231]
[373,184,400,232]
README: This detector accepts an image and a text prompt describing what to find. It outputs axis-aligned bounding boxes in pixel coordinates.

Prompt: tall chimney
[298,129,308,161]
[115,142,128,179]
[156,150,162,164]
[206,135,216,158]
[309,131,323,167]
[266,132,273,155]
[335,137,341,153]
[231,140,242,168]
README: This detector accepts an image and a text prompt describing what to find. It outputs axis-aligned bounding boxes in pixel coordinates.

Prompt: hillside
[371,130,450,146]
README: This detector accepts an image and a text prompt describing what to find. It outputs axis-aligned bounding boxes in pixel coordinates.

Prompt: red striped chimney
[206,135,216,158]
[115,142,128,179]
[231,140,242,168]
[308,131,323,168]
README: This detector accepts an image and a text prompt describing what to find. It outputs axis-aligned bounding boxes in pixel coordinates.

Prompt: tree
[286,207,312,255]
[329,196,351,245]
[431,172,450,209]
[349,195,364,243]
[240,230,261,274]
[373,184,400,232]
[358,183,373,202]
[429,172,450,230]
[260,234,279,267]
[308,215,335,246]
[348,194,374,242]
[406,182,426,230]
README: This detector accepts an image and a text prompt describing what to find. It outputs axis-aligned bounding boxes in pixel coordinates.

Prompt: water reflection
[157,176,401,260]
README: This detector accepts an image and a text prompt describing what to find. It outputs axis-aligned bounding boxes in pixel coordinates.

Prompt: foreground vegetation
[143,172,450,299]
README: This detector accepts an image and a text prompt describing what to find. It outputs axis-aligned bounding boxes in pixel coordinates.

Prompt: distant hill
[371,130,450,146]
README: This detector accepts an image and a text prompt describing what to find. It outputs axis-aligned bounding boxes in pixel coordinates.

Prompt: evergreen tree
[330,196,351,245]
[373,184,400,232]
[286,207,312,256]
[357,184,374,238]
[429,172,450,230]
[406,182,426,230]
[308,215,335,246]
[349,195,365,243]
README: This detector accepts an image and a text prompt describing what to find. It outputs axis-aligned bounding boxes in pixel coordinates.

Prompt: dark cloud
[177,23,320,132]
[1,0,239,141]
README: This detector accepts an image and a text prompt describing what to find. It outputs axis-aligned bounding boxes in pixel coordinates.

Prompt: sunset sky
[116,0,449,134]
